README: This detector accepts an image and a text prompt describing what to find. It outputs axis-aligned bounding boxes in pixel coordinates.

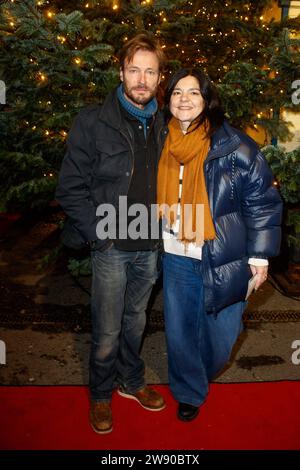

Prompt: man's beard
[123,83,157,106]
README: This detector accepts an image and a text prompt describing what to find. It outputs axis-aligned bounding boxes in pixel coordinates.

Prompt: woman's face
[169,75,205,131]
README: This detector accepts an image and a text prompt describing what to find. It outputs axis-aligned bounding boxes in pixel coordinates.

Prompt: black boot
[177,402,200,422]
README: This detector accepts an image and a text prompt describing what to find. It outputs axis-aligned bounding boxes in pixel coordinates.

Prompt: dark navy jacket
[201,121,282,313]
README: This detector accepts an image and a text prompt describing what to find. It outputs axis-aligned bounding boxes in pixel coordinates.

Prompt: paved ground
[0,219,300,385]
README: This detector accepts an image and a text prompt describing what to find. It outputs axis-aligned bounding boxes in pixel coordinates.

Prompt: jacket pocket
[94,139,129,179]
[60,218,86,250]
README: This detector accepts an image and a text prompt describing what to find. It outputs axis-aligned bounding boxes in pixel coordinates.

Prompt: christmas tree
[0,0,299,211]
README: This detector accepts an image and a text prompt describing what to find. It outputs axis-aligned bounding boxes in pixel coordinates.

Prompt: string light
[38,72,47,82]
[57,35,66,44]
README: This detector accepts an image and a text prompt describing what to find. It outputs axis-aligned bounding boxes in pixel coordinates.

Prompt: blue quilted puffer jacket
[200,121,282,314]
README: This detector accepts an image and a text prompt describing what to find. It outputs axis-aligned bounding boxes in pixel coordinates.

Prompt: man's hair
[118,32,167,72]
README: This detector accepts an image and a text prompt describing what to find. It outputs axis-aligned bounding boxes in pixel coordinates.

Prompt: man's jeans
[90,245,158,402]
[163,253,246,407]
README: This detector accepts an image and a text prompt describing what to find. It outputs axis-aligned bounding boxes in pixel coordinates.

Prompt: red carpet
[0,382,300,450]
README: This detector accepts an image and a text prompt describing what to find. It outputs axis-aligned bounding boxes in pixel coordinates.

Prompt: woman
[157,68,282,422]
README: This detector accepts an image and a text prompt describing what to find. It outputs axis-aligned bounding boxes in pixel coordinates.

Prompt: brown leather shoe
[118,385,166,411]
[89,401,113,434]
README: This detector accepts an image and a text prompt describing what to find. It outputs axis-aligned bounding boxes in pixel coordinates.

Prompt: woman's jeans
[163,253,246,407]
[90,246,158,402]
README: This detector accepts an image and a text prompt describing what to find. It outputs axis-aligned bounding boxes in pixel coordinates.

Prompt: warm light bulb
[57,35,66,43]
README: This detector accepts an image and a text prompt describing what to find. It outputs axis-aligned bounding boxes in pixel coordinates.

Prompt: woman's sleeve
[241,151,283,258]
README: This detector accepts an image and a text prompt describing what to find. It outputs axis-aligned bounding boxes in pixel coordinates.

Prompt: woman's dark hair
[164,68,225,135]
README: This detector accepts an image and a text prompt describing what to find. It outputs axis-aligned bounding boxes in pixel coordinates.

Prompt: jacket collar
[207,121,241,161]
[98,86,165,133]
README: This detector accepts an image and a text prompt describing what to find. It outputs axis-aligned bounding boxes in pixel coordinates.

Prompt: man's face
[120,49,161,109]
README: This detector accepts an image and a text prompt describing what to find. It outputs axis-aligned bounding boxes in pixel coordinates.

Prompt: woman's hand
[250,264,268,290]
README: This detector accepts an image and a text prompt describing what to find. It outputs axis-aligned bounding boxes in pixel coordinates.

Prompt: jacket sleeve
[55,112,98,242]
[241,151,283,258]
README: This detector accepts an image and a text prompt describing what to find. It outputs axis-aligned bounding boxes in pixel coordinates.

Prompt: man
[56,33,167,434]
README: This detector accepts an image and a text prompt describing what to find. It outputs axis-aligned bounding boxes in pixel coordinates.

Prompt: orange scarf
[157,117,216,245]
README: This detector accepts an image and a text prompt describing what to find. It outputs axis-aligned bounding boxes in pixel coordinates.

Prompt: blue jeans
[90,246,158,402]
[163,253,246,407]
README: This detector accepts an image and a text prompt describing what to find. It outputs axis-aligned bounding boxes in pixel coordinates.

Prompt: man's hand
[249,264,268,290]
